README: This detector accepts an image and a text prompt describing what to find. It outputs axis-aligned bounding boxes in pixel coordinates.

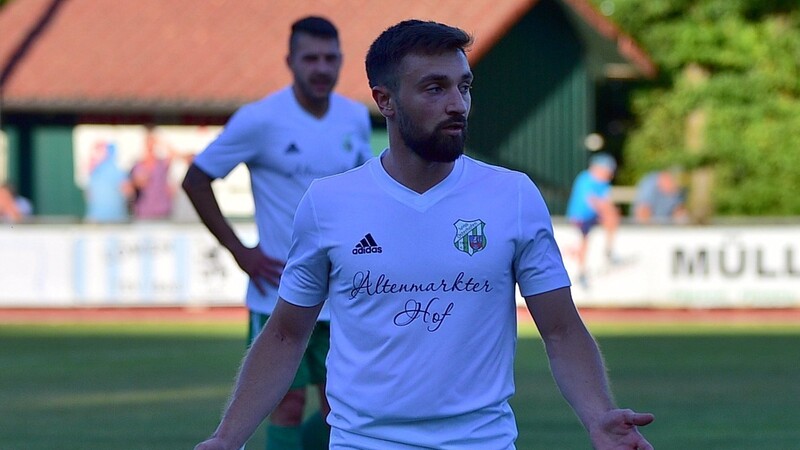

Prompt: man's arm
[634,203,653,224]
[182,163,282,292]
[195,298,322,450]
[633,177,656,224]
[525,287,654,449]
[588,193,620,222]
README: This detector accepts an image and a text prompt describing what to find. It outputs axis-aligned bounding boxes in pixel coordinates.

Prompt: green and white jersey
[195,86,372,318]
[279,154,571,448]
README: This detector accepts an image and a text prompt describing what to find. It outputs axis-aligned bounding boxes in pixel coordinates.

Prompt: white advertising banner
[0,223,253,307]
[1,223,798,308]
[556,224,800,308]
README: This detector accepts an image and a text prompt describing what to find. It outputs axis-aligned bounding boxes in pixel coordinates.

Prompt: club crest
[453,219,487,256]
[343,133,353,152]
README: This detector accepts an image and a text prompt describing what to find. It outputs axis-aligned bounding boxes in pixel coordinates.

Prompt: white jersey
[195,87,372,317]
[279,154,571,448]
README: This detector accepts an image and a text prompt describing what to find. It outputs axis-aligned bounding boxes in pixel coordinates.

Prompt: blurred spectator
[565,153,620,287]
[633,168,688,224]
[130,125,174,220]
[0,182,31,223]
[85,141,132,223]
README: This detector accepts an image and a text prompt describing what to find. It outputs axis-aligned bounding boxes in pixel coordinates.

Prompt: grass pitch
[1,320,798,449]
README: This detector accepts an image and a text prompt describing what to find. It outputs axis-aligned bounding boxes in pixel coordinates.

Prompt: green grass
[1,321,799,449]
[515,322,800,449]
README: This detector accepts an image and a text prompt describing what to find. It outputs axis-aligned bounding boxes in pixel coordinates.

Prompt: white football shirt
[195,87,372,317]
[279,154,571,448]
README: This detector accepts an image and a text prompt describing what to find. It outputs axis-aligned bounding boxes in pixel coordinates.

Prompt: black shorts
[573,218,599,236]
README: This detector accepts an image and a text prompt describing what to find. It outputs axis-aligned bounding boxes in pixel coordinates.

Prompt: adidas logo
[285,143,300,154]
[352,233,382,255]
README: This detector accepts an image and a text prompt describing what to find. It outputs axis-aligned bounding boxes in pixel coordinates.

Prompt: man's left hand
[589,408,655,450]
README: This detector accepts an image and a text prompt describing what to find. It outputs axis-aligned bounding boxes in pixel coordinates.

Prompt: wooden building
[0,0,654,216]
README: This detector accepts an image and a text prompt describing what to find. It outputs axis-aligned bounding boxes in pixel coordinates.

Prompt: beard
[397,106,467,163]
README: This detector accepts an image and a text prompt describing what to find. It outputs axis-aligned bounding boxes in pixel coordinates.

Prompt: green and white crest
[453,219,487,256]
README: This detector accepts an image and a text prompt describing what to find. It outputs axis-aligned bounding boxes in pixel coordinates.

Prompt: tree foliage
[596,0,800,215]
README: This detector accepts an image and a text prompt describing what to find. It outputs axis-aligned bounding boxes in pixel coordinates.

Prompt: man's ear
[371,86,395,118]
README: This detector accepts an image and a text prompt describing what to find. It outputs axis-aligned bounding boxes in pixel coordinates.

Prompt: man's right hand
[232,246,285,295]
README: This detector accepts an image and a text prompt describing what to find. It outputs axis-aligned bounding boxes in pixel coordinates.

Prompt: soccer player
[182,16,372,450]
[195,19,653,450]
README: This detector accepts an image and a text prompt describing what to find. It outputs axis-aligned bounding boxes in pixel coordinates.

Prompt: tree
[595,0,800,216]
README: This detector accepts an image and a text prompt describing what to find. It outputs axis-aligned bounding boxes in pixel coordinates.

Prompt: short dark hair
[365,20,472,90]
[289,16,339,54]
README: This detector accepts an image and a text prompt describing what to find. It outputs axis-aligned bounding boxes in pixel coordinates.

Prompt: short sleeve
[193,104,262,179]
[514,176,571,297]
[278,183,330,307]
